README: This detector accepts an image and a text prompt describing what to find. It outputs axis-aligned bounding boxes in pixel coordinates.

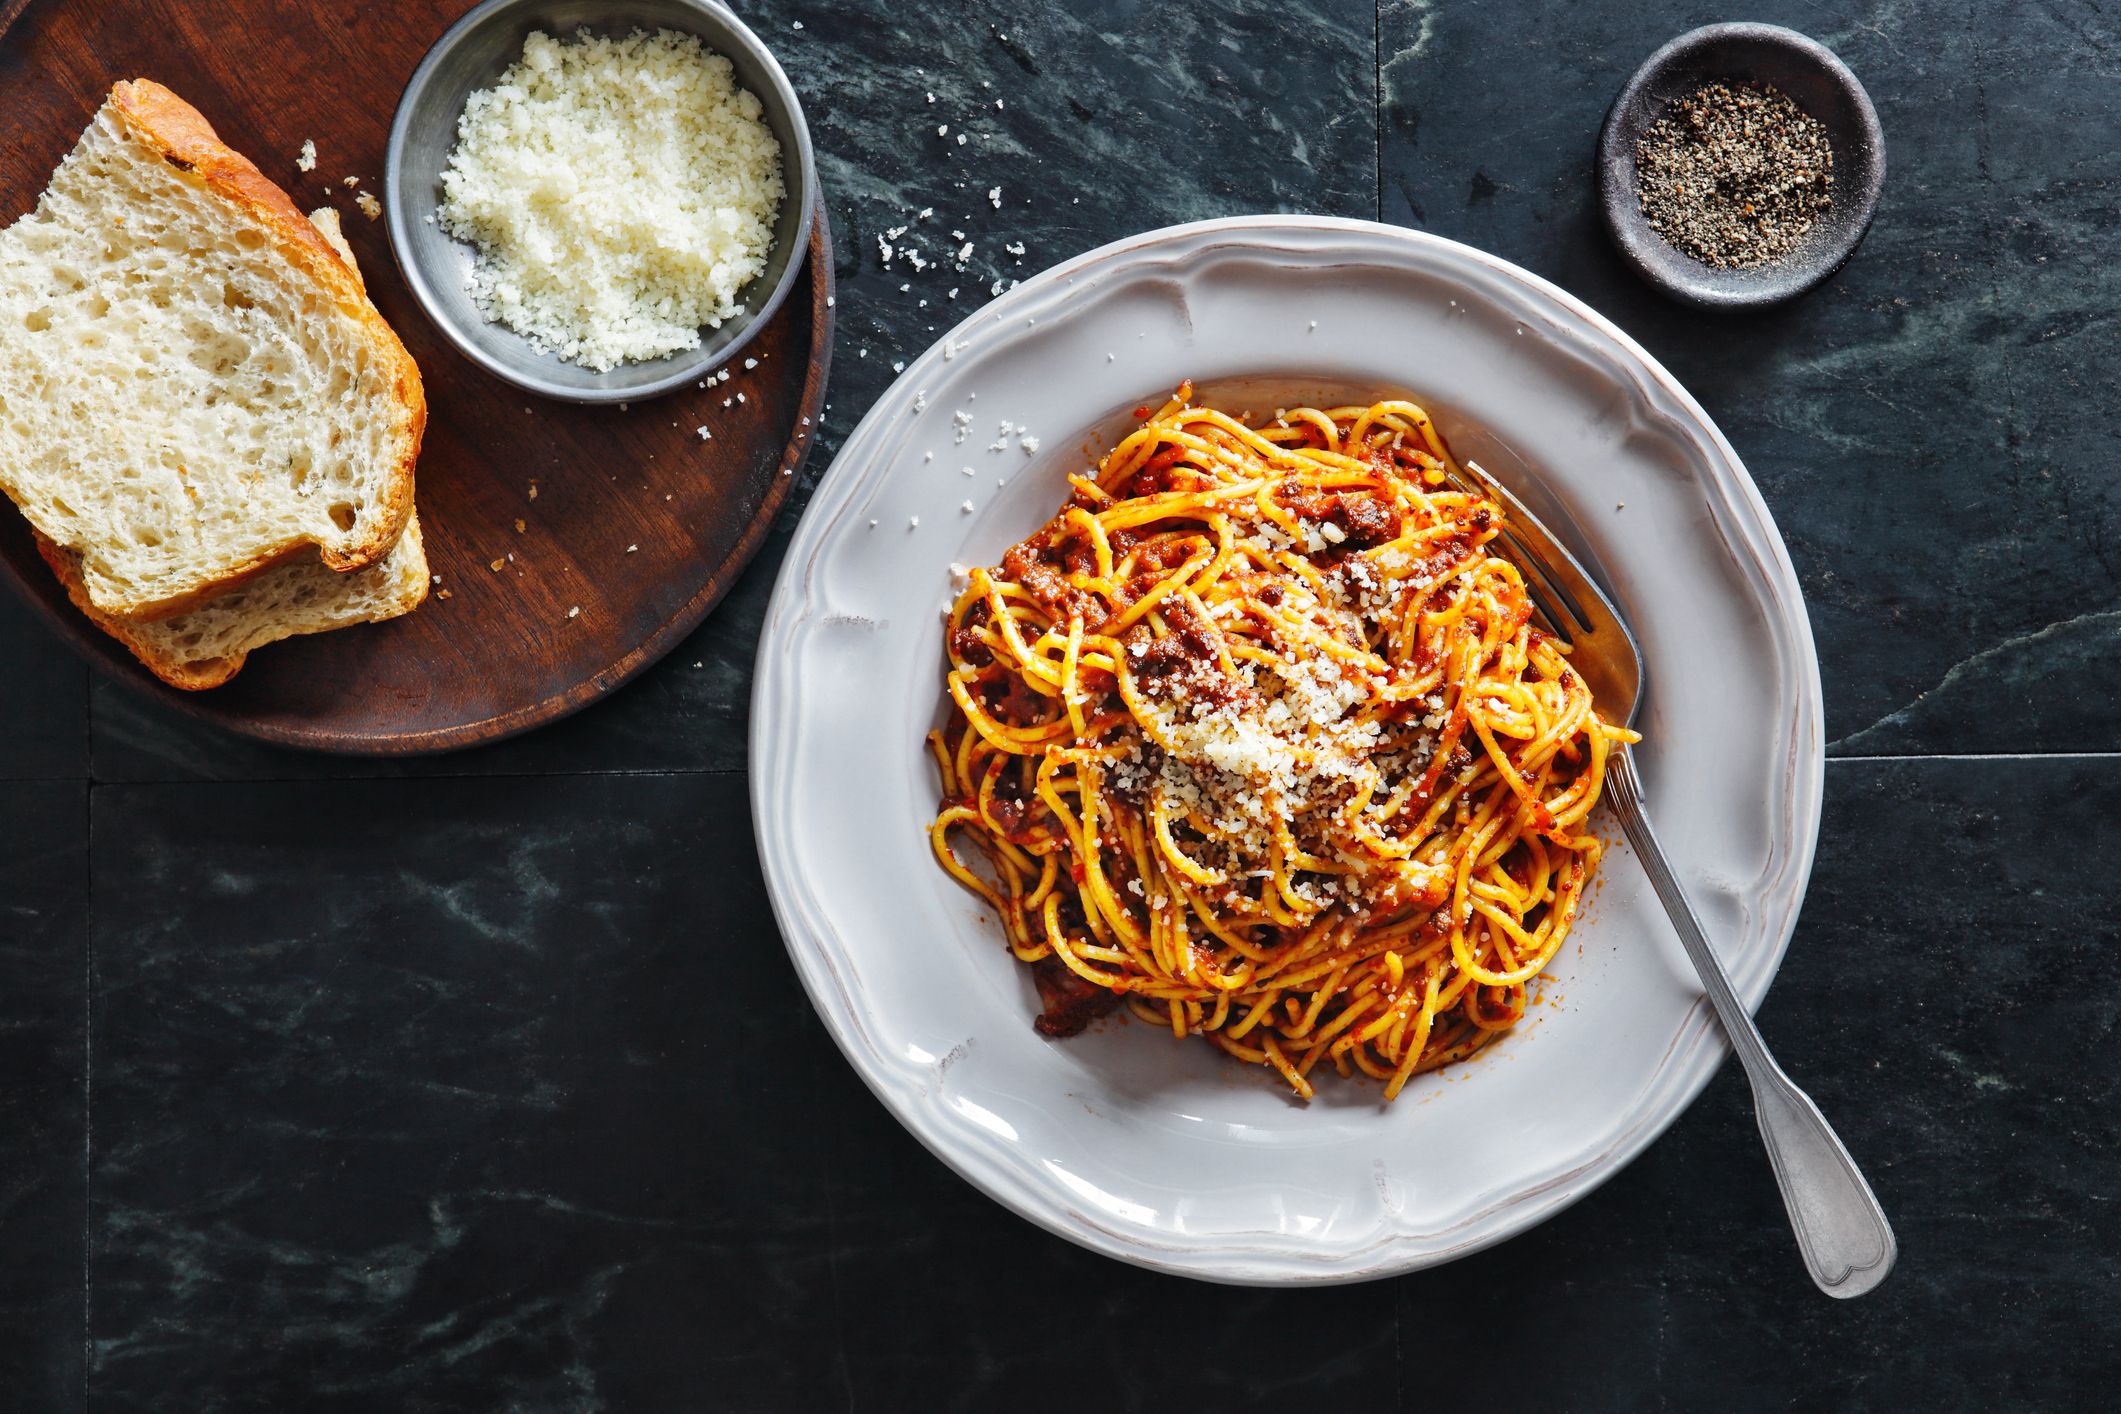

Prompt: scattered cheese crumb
[568,605,580,619]
[297,139,317,172]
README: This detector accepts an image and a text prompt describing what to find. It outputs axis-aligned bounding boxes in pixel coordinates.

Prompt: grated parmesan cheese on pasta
[436,27,785,371]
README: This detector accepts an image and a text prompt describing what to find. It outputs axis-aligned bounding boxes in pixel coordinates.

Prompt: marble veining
[1376,0,2121,755]
[0,0,2115,1408]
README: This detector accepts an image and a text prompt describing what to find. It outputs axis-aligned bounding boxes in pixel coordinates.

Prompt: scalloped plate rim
[751,215,1823,1285]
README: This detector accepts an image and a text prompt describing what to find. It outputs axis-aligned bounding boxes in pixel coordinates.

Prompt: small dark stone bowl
[1597,23,1884,310]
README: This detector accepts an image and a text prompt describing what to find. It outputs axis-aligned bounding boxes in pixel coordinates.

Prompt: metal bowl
[383,0,816,404]
[1597,23,1884,310]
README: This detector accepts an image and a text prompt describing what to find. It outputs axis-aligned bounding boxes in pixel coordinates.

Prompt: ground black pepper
[1634,79,1835,269]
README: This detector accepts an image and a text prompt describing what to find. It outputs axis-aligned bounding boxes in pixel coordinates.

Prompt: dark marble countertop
[2,1,2117,1409]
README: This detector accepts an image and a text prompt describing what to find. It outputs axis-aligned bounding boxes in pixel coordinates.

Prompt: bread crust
[90,79,425,612]
[35,515,429,690]
[36,533,243,687]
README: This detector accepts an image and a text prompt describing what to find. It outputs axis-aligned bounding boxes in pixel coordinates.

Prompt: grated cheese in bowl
[436,27,785,372]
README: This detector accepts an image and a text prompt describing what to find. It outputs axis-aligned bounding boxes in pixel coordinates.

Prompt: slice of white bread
[0,79,425,621]
[36,512,428,690]
[29,207,429,691]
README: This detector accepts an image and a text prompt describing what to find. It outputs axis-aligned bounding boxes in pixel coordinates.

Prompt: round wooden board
[0,0,833,753]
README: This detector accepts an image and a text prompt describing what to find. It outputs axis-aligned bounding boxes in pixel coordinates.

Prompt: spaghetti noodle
[928,386,1637,1100]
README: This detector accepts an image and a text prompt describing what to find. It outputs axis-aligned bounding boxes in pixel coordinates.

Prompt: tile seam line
[1373,0,1384,224]
[80,777,92,1411]
[74,764,754,786]
[1825,752,2121,763]
[57,752,2121,789]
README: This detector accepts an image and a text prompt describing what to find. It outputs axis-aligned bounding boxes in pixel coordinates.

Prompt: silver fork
[1454,459,1897,1299]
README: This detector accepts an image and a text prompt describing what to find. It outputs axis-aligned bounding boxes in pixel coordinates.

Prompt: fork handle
[1604,752,1897,1298]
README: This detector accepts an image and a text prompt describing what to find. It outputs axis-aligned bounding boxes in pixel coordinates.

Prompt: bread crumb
[354,191,382,221]
[297,139,317,172]
[527,482,539,500]
[514,518,526,533]
[489,558,505,572]
[568,605,580,619]
[627,543,638,553]
[436,588,453,599]
[341,175,359,189]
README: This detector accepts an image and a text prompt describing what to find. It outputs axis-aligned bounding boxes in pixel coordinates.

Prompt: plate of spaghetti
[930,388,1639,1098]
[754,217,1822,1284]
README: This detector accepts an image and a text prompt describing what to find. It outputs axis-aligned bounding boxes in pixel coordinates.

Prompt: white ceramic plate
[751,217,1823,1285]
